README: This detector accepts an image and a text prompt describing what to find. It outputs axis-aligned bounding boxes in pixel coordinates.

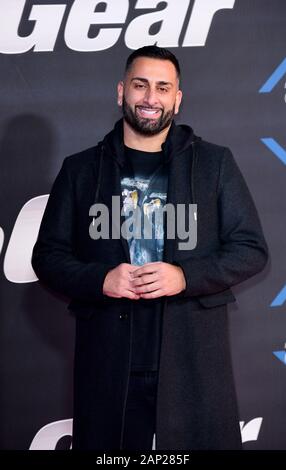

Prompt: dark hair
[125,45,181,80]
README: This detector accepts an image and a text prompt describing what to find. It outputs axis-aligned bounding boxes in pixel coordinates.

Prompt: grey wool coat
[32,119,268,450]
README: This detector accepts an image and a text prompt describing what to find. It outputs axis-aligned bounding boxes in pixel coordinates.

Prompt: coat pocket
[196,288,236,308]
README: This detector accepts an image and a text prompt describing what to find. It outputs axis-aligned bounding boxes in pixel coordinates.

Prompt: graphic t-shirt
[121,145,168,370]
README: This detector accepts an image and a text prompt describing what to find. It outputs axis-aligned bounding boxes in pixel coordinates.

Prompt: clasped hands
[103,261,186,300]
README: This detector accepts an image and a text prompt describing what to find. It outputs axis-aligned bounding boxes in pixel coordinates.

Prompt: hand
[130,261,186,299]
[103,263,140,300]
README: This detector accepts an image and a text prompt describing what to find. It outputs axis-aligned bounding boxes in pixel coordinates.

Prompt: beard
[122,96,175,136]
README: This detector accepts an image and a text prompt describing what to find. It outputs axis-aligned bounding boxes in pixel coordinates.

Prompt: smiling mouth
[136,106,162,118]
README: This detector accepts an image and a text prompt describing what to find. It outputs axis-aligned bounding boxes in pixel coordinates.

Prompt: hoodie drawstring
[92,143,104,226]
[191,139,199,222]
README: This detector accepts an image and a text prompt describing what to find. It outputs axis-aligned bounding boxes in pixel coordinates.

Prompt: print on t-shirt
[121,175,167,265]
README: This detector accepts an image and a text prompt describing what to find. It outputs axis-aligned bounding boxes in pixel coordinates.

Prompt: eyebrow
[131,77,173,87]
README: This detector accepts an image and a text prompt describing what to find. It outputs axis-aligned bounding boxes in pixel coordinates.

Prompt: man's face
[117,57,182,136]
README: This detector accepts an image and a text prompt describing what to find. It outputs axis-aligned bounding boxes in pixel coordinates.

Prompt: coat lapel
[92,151,131,264]
[163,148,193,264]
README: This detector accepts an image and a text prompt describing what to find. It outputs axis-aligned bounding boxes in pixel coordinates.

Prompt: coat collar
[101,118,196,167]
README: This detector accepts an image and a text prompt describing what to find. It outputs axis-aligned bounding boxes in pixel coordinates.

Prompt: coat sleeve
[175,147,269,297]
[31,158,116,302]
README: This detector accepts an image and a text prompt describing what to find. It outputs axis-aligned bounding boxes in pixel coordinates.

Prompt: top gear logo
[0,0,236,53]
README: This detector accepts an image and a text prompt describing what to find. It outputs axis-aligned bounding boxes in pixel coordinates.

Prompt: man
[32,46,268,450]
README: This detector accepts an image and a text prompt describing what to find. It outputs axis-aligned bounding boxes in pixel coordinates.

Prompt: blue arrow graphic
[270,284,286,307]
[273,351,286,365]
[259,57,286,93]
[261,138,286,166]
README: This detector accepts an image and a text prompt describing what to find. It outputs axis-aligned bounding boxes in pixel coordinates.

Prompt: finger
[132,263,159,278]
[128,264,140,273]
[122,289,141,300]
[134,282,161,294]
[104,292,122,298]
[131,273,158,287]
[139,289,163,299]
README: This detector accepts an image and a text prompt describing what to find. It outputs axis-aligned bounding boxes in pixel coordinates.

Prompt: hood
[93,118,201,205]
[101,118,200,166]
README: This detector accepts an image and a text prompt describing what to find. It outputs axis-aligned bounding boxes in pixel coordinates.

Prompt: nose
[143,87,159,107]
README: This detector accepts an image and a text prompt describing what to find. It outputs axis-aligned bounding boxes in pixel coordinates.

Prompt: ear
[175,89,183,115]
[117,81,124,107]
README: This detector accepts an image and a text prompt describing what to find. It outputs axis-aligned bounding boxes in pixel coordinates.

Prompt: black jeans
[122,370,158,451]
